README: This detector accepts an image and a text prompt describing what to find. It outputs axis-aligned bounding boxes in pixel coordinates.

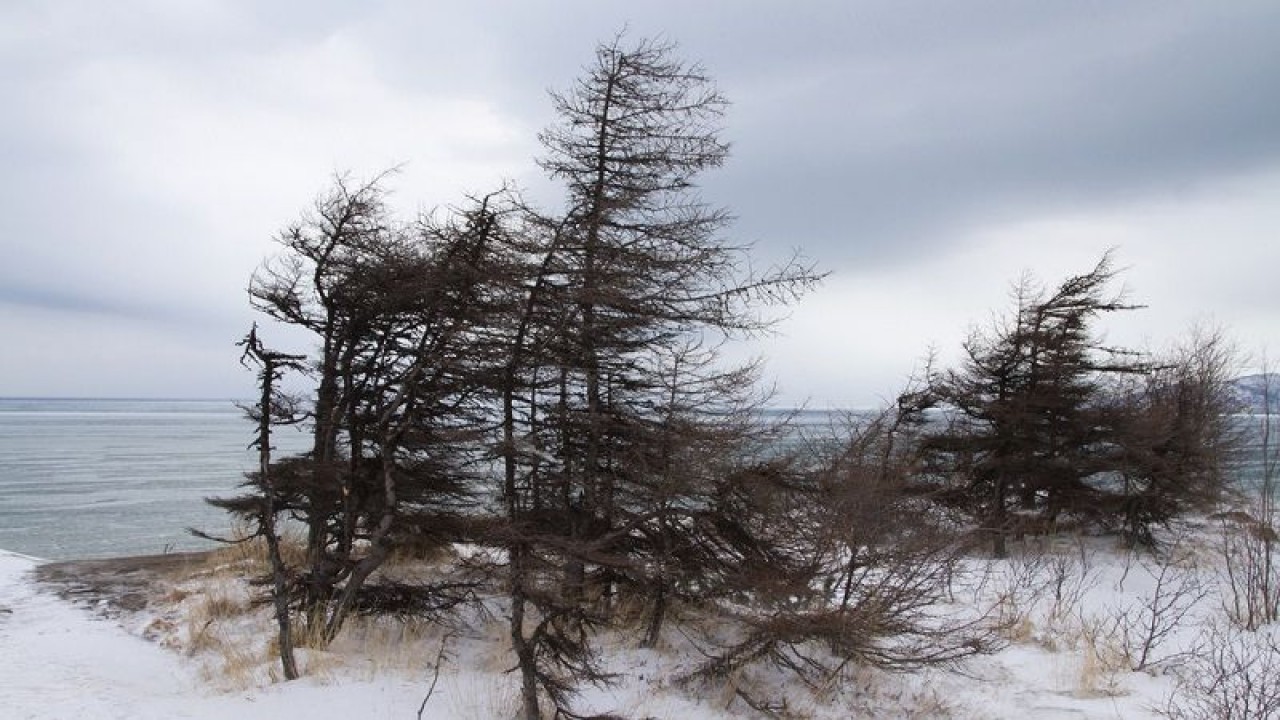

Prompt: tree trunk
[642,583,667,649]
[511,545,541,720]
[246,333,299,680]
[991,474,1009,558]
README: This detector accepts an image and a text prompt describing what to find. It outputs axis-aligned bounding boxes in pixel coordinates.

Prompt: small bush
[1161,623,1280,720]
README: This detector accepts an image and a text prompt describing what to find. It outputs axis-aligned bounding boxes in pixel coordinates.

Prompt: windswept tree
[231,175,504,642]
[917,254,1238,553]
[495,34,822,719]
[215,35,825,715]
[246,174,396,623]
[918,253,1148,555]
[205,325,307,680]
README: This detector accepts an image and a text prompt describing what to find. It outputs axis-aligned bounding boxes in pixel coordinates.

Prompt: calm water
[1,399,1273,562]
[0,398,308,561]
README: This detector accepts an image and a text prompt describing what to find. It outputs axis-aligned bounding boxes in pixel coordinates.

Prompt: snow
[0,533,1251,718]
[0,550,426,720]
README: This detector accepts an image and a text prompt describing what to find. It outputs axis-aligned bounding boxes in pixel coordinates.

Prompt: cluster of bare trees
[209,34,1247,720]
[212,36,874,719]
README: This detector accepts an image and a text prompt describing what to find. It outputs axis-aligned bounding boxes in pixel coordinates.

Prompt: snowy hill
[1232,374,1280,413]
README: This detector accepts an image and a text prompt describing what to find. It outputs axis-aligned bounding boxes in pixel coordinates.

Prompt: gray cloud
[2,1,1278,400]
[703,2,1280,266]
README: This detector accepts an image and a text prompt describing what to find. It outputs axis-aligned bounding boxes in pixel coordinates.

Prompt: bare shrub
[973,539,1095,644]
[1217,511,1280,630]
[1217,360,1280,630]
[1161,623,1280,720]
[1043,539,1100,631]
[680,403,1006,712]
[1114,543,1208,672]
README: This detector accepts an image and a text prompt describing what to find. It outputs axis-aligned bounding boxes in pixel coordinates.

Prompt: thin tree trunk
[505,381,541,720]
[992,473,1009,558]
[511,544,541,720]
[247,335,299,681]
[643,582,667,649]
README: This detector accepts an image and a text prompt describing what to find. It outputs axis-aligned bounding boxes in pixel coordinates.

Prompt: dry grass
[288,613,334,650]
[184,608,273,690]
[1074,613,1129,698]
[473,610,517,674]
[201,588,248,620]
[202,522,308,576]
[201,638,266,690]
[1005,615,1038,644]
[137,532,498,690]
[160,587,191,604]
[328,615,441,677]
[114,563,273,691]
[384,536,456,569]
[184,592,243,655]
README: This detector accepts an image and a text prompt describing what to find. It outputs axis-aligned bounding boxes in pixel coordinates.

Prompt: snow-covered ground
[0,550,434,720]
[0,529,1265,719]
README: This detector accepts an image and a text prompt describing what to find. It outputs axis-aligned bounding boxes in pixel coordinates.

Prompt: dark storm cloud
[694,2,1280,266]
[338,0,1280,267]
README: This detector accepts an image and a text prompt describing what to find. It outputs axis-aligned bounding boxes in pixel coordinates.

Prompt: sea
[0,398,309,561]
[1,398,1274,562]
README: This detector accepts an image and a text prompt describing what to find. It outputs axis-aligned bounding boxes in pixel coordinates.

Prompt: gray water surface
[2,399,1273,561]
[0,398,307,561]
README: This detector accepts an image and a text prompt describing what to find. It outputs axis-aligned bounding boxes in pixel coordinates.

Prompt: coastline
[3,548,215,620]
[0,546,203,719]
[0,548,44,564]
[35,550,217,615]
[0,546,450,720]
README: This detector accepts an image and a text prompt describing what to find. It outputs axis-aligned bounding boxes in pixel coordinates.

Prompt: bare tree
[207,325,307,679]
[231,175,504,646]
[681,402,1003,712]
[1111,326,1242,546]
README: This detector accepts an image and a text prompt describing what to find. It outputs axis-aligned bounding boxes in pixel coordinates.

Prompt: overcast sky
[2,1,1278,406]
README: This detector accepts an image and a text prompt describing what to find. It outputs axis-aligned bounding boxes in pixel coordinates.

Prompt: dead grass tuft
[200,589,248,621]
[1075,613,1129,698]
[327,615,443,676]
